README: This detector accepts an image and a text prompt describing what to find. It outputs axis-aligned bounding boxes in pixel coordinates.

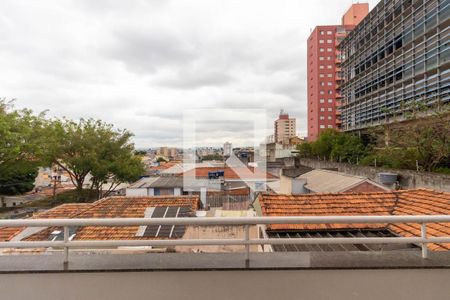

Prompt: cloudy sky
[0,0,378,148]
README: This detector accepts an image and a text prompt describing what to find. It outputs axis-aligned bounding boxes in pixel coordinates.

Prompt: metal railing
[1,215,450,264]
[206,194,251,208]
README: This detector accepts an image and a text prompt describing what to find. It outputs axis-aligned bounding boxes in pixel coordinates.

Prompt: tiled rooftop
[33,203,93,219]
[148,162,178,171]
[257,189,450,250]
[0,227,23,242]
[0,203,93,242]
[2,196,199,242]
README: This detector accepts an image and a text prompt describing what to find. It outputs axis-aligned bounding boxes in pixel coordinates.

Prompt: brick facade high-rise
[307,4,369,141]
[274,110,296,144]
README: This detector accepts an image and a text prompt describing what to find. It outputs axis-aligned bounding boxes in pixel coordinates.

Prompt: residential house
[126,177,185,196]
[1,196,200,246]
[276,169,389,194]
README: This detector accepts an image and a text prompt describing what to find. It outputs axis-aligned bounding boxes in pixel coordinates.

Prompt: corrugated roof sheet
[298,169,388,192]
[128,177,159,188]
[150,176,184,188]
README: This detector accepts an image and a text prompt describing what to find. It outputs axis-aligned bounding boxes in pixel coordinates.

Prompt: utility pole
[52,167,62,204]
[52,176,57,201]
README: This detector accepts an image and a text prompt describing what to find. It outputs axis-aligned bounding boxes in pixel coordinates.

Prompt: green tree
[360,147,420,169]
[330,133,366,163]
[89,135,144,199]
[45,118,144,200]
[134,149,147,156]
[0,100,47,195]
[296,143,313,158]
[390,105,450,171]
[310,129,340,160]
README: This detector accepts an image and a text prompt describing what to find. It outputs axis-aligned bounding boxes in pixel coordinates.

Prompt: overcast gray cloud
[0,0,379,148]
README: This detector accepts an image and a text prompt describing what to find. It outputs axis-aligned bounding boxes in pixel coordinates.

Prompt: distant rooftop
[298,169,389,193]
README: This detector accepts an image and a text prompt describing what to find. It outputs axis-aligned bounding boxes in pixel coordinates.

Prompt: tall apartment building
[307,3,369,141]
[339,0,449,131]
[157,147,177,158]
[223,142,232,157]
[274,110,296,143]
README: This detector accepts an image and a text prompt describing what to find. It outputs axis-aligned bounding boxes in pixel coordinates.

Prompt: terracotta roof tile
[258,189,450,250]
[0,204,92,242]
[148,162,178,171]
[32,203,93,219]
[24,195,200,241]
[0,227,24,242]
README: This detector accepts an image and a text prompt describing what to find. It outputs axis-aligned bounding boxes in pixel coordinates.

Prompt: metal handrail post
[245,225,250,267]
[421,223,428,259]
[63,226,69,265]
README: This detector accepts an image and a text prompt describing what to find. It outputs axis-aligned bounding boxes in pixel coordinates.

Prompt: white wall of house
[0,197,34,208]
[279,176,307,195]
[174,188,181,196]
[279,175,293,194]
[291,178,307,194]
[125,188,148,197]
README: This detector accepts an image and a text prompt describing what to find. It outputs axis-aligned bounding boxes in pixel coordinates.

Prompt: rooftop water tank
[378,172,398,185]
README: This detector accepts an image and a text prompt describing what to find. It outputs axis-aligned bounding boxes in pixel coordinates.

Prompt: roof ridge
[65,197,116,219]
[313,169,368,179]
[389,192,400,216]
[65,195,201,219]
[106,195,199,199]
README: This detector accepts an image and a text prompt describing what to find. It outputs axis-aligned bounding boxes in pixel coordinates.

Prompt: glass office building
[339,0,449,131]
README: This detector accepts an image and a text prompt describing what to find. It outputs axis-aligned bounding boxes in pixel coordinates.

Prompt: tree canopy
[0,99,144,200]
[298,129,366,164]
[0,100,47,195]
[45,118,144,200]
[298,109,450,173]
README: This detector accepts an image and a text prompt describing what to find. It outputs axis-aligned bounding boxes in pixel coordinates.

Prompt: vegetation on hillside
[297,106,450,173]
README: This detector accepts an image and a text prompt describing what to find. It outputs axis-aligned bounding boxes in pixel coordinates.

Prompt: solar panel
[165,207,178,217]
[157,207,179,238]
[143,225,160,237]
[141,206,191,238]
[178,207,191,216]
[152,206,167,218]
[143,207,167,237]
